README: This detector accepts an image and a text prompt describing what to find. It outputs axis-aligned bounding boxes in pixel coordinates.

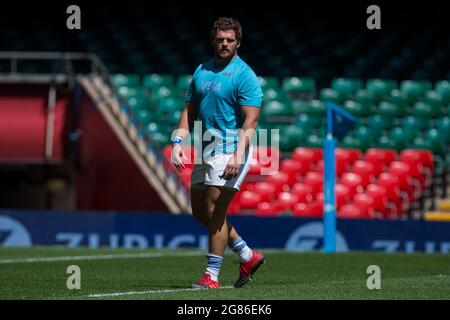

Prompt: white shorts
[191,144,253,191]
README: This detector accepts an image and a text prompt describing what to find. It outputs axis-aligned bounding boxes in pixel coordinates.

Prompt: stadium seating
[108,70,448,220]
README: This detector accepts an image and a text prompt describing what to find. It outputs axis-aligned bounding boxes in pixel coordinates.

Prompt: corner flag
[323,102,357,253]
[326,102,357,142]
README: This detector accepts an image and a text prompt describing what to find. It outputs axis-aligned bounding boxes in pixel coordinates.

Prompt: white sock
[239,246,254,263]
[205,267,220,282]
[205,253,223,282]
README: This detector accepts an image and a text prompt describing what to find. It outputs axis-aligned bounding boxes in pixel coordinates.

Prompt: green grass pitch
[0,247,449,299]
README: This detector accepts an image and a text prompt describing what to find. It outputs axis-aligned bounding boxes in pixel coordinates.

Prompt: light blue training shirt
[186,56,263,156]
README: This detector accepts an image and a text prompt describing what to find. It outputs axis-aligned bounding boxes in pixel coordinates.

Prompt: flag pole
[323,103,336,253]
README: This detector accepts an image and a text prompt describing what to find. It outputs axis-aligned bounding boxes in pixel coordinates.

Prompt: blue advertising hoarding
[1,210,450,254]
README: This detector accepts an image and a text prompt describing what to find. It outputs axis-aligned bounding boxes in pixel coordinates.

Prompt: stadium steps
[78,75,191,214]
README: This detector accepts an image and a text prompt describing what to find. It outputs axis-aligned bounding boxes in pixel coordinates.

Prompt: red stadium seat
[315,158,347,176]
[338,204,369,219]
[275,192,299,211]
[253,182,276,202]
[228,195,241,215]
[252,146,281,175]
[292,201,323,218]
[377,173,407,215]
[339,172,363,197]
[280,159,306,185]
[335,148,352,175]
[239,190,261,210]
[247,157,261,176]
[415,149,434,173]
[255,202,281,217]
[291,147,314,170]
[399,150,429,188]
[316,192,324,204]
[336,183,351,208]
[302,171,323,196]
[364,148,398,176]
[388,161,417,202]
[266,172,290,193]
[290,183,313,203]
[316,184,350,209]
[365,184,391,218]
[352,193,376,219]
[239,181,254,193]
[345,148,363,165]
[314,159,324,173]
[292,147,323,171]
[351,160,376,186]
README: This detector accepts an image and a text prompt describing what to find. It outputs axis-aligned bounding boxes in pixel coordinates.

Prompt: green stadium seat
[354,126,376,144]
[256,124,281,147]
[354,89,376,110]
[331,78,363,99]
[135,109,155,126]
[319,88,342,104]
[143,74,175,89]
[340,136,364,150]
[413,130,446,155]
[176,74,192,96]
[426,129,447,155]
[154,98,183,126]
[263,87,289,102]
[261,100,293,121]
[367,115,396,132]
[412,102,442,118]
[126,95,148,111]
[295,114,323,132]
[411,137,434,155]
[400,80,432,103]
[389,127,415,150]
[151,86,179,102]
[282,77,316,99]
[375,135,403,151]
[401,116,430,132]
[145,122,161,134]
[378,101,406,117]
[343,100,372,117]
[435,81,450,104]
[424,91,444,109]
[111,73,141,87]
[117,86,148,102]
[386,90,409,110]
[164,110,183,126]
[309,99,326,116]
[279,125,307,151]
[155,97,183,115]
[436,117,450,137]
[366,79,398,102]
[258,76,279,90]
[304,134,323,148]
[150,132,171,148]
[291,100,309,114]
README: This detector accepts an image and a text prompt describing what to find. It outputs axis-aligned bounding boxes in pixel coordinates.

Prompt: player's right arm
[171,101,196,173]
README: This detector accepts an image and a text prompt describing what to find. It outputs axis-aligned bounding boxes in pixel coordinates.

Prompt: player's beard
[215,48,236,66]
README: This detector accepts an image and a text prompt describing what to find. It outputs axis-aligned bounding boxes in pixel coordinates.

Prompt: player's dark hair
[211,17,242,43]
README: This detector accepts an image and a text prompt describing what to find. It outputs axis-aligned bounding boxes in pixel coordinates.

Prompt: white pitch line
[0,251,204,264]
[88,286,235,298]
[0,248,286,265]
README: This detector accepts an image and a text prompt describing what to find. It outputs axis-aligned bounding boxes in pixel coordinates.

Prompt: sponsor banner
[1,210,450,254]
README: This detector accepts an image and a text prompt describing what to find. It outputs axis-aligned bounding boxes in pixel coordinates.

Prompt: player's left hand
[221,154,243,180]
